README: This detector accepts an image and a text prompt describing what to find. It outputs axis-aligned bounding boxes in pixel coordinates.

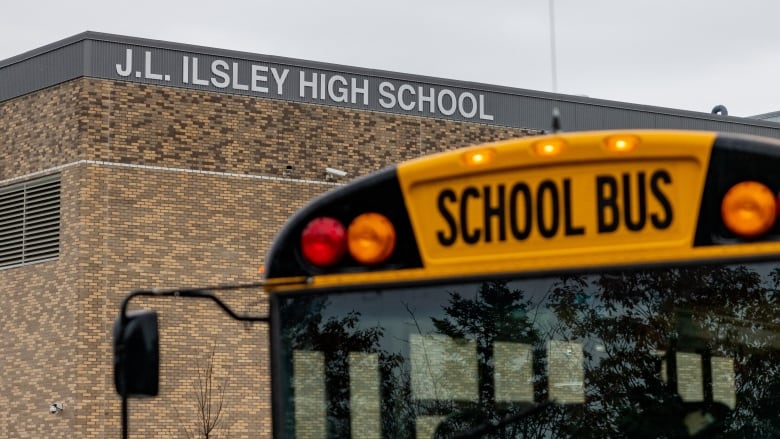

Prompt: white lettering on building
[211,60,230,88]
[115,47,495,122]
[377,81,494,121]
[299,72,369,106]
[116,49,170,81]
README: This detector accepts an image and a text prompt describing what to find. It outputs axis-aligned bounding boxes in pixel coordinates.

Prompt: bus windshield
[274,259,780,438]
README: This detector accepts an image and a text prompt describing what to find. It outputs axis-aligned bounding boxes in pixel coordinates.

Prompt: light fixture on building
[49,402,63,414]
[283,165,293,177]
[325,167,347,180]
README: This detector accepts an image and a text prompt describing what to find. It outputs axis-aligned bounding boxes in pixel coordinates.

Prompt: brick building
[1,32,780,437]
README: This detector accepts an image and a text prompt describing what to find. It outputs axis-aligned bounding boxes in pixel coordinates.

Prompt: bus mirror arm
[119,282,271,324]
[114,281,270,439]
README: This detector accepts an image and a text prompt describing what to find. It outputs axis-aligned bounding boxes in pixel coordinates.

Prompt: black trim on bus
[694,133,780,246]
[268,251,780,304]
[270,293,286,439]
[264,167,423,278]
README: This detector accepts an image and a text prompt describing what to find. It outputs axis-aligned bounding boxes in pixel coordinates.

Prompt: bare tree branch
[180,341,231,438]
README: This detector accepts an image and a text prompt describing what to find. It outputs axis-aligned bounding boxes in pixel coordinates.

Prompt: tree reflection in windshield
[278,262,780,438]
[279,295,409,437]
[547,265,780,437]
[428,280,570,438]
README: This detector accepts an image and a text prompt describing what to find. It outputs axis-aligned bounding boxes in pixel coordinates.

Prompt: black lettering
[483,185,506,242]
[563,178,585,236]
[623,172,647,231]
[650,170,673,229]
[537,180,559,238]
[509,183,532,240]
[436,189,458,246]
[461,187,481,244]
[597,176,619,233]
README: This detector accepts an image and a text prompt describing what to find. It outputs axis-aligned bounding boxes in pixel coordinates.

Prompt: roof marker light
[605,135,639,152]
[721,181,777,238]
[533,138,565,157]
[463,148,496,167]
[347,213,396,265]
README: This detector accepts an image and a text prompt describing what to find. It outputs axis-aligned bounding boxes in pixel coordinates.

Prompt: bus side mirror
[113,310,159,398]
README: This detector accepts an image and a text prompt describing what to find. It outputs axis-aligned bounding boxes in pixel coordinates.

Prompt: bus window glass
[276,260,780,438]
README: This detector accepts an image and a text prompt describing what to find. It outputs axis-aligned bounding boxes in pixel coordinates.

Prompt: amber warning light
[721,181,778,239]
[347,213,396,265]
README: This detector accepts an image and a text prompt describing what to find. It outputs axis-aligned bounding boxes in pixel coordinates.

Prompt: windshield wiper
[448,400,556,439]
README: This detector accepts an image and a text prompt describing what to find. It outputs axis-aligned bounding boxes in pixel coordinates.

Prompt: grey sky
[2,0,778,117]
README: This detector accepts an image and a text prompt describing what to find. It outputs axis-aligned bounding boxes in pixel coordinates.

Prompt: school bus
[116,129,780,438]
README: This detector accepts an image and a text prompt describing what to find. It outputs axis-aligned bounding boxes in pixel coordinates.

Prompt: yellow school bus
[261,130,780,438]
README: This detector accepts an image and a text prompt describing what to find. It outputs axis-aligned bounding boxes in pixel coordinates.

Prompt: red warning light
[301,217,347,267]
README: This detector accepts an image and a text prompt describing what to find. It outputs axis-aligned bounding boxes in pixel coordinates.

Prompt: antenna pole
[549,0,558,93]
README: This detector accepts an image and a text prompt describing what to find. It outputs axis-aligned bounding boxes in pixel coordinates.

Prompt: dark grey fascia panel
[752,110,780,123]
[3,31,780,137]
[0,40,84,102]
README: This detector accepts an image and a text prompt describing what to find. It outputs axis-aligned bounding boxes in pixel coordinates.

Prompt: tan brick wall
[0,77,536,437]
[0,166,81,438]
[0,80,84,177]
[70,79,533,181]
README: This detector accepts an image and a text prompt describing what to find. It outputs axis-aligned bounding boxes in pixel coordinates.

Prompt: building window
[0,174,60,269]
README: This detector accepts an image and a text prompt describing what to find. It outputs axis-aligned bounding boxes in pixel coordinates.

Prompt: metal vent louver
[0,175,60,269]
